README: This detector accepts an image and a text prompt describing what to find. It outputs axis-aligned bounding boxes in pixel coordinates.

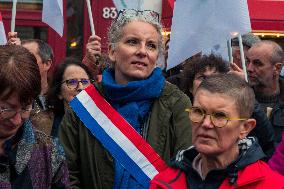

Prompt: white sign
[167,0,251,70]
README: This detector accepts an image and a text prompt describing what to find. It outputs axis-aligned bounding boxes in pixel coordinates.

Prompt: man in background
[22,39,54,112]
[247,40,284,143]
[231,32,261,68]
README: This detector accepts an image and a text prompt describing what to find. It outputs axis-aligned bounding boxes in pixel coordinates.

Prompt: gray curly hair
[108,9,163,55]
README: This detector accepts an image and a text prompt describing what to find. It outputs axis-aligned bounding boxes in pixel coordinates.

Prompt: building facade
[0,0,284,66]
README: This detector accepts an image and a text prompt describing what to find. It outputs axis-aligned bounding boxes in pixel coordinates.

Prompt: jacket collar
[173,137,266,186]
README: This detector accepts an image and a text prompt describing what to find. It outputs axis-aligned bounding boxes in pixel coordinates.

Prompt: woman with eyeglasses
[179,54,275,158]
[32,57,93,137]
[59,9,192,189]
[0,45,70,188]
[151,74,284,189]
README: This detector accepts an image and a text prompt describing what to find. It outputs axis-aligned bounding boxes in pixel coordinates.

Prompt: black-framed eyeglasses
[0,107,33,119]
[61,79,94,90]
[116,9,160,23]
[185,107,247,128]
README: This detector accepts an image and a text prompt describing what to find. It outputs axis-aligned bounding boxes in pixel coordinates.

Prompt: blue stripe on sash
[70,97,150,188]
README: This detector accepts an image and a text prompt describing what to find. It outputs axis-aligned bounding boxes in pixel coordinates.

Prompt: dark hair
[47,57,93,115]
[0,45,41,105]
[182,54,230,94]
[165,37,170,48]
[22,39,54,63]
[197,73,255,117]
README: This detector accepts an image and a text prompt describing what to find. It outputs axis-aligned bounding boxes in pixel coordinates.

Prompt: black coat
[250,102,275,159]
[269,77,284,144]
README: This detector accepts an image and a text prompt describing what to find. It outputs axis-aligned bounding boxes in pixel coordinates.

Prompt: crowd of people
[0,8,284,189]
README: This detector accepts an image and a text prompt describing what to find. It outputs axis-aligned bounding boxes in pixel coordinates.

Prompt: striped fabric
[70,85,168,188]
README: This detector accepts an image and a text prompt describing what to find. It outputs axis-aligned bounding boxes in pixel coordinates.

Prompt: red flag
[161,0,174,29]
[0,12,7,45]
[168,0,174,9]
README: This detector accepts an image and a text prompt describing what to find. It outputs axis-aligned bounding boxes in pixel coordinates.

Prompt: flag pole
[238,33,248,82]
[86,0,95,35]
[11,0,17,32]
[86,0,101,63]
[227,39,233,63]
[138,0,143,11]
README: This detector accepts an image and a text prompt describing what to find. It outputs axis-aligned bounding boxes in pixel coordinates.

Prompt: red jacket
[150,160,284,189]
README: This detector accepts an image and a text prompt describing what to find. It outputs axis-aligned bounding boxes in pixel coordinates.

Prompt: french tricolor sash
[70,85,168,188]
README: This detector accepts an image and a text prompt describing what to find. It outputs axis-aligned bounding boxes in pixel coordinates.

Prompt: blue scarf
[102,68,165,189]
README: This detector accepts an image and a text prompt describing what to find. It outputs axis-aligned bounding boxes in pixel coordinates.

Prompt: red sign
[83,0,117,53]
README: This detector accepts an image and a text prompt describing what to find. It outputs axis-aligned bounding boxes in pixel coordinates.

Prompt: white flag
[42,0,64,37]
[143,0,162,16]
[112,0,141,11]
[112,0,162,15]
[167,0,251,70]
[0,12,7,45]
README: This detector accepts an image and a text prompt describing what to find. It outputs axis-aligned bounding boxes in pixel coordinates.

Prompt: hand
[84,35,102,66]
[7,32,21,45]
[229,62,245,80]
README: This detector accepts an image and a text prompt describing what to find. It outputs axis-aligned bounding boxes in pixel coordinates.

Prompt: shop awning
[249,0,284,32]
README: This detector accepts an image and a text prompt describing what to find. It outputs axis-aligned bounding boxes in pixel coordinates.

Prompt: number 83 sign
[102,7,118,19]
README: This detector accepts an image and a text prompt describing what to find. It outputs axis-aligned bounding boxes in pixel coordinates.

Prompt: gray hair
[22,39,54,64]
[108,9,163,55]
[252,40,284,65]
[231,33,261,48]
[197,73,255,118]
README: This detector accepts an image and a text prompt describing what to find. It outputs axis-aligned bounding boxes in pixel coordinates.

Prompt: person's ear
[239,118,256,140]
[274,63,282,75]
[108,44,116,62]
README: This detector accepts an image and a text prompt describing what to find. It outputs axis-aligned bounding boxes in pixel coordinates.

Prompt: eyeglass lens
[0,108,31,119]
[189,107,228,128]
[66,79,91,89]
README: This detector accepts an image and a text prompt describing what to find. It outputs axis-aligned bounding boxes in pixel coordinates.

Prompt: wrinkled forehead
[194,89,238,112]
[248,44,272,61]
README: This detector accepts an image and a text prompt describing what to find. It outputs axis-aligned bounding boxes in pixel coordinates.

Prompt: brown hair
[47,57,93,115]
[0,45,41,105]
[182,54,230,94]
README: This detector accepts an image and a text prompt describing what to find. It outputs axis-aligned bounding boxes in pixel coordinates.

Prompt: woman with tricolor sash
[59,9,192,189]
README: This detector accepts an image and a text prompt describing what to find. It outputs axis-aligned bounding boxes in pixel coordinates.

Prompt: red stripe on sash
[85,85,168,172]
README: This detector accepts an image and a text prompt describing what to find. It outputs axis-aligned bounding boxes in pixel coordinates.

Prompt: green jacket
[59,82,192,189]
